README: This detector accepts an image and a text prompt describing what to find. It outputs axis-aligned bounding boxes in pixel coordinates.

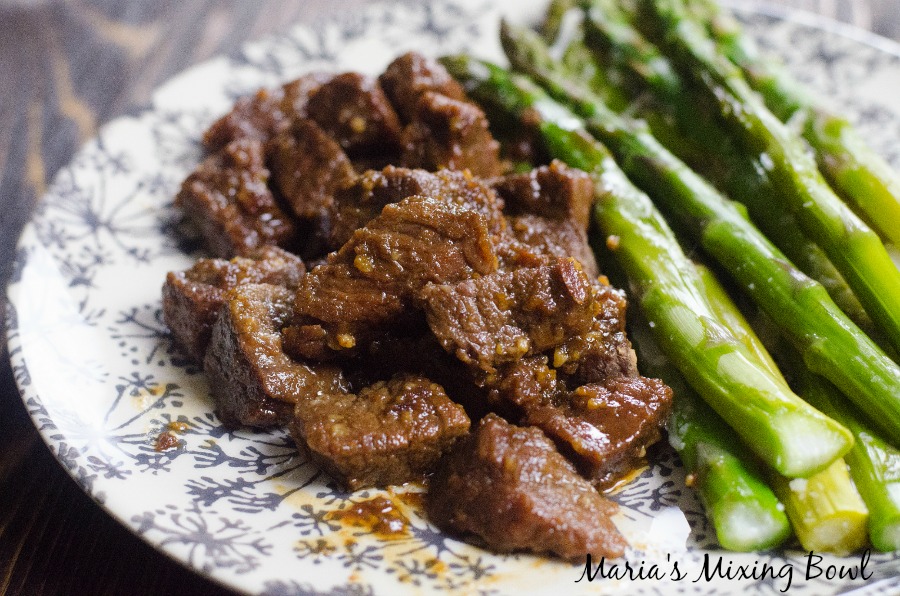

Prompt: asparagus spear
[544,2,633,114]
[498,22,900,443]
[693,263,780,378]
[694,264,869,555]
[776,346,900,552]
[576,3,874,332]
[770,460,869,556]
[541,0,579,42]
[644,0,900,354]
[441,54,852,477]
[628,299,791,551]
[686,0,900,248]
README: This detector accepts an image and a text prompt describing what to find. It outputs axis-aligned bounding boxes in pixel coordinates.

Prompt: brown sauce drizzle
[154,431,179,452]
[325,496,409,539]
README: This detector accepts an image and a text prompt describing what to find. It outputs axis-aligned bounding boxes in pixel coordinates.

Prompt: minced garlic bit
[336,333,357,349]
[354,253,375,273]
[606,235,621,250]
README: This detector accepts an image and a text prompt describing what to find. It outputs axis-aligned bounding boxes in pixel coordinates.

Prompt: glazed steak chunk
[305,72,403,156]
[554,282,638,386]
[204,284,349,428]
[504,214,599,278]
[290,375,470,490]
[400,91,503,178]
[426,414,626,561]
[493,160,595,229]
[267,118,357,220]
[162,246,305,362]
[176,139,300,258]
[524,377,673,487]
[289,194,498,359]
[422,258,600,374]
[329,166,506,248]
[203,72,333,151]
[379,52,468,123]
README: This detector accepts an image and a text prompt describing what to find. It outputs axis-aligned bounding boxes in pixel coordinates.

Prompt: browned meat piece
[426,414,626,560]
[487,356,562,415]
[203,73,333,151]
[503,214,599,278]
[379,52,468,123]
[305,72,403,157]
[421,258,600,374]
[364,333,493,420]
[492,160,595,229]
[290,375,470,490]
[400,91,503,178]
[329,166,505,248]
[267,118,357,220]
[204,284,349,427]
[176,139,300,258]
[288,194,498,359]
[554,282,638,386]
[162,247,306,362]
[525,377,673,487]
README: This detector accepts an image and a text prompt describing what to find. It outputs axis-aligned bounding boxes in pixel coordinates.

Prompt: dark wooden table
[1,1,897,594]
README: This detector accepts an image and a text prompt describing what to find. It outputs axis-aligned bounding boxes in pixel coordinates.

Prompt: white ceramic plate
[7,0,900,593]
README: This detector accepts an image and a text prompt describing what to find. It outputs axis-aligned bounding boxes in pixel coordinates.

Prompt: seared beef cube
[400,91,503,178]
[493,160,595,229]
[162,247,306,362]
[379,52,468,123]
[267,118,357,220]
[329,166,505,248]
[305,73,403,156]
[488,356,562,414]
[554,282,638,385]
[203,73,332,151]
[426,414,626,560]
[422,258,599,373]
[365,333,493,420]
[525,377,673,487]
[504,214,599,278]
[176,139,300,258]
[204,284,349,427]
[289,194,498,359]
[290,375,470,490]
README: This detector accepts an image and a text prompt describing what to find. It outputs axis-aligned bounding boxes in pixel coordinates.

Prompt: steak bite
[162,246,306,362]
[289,194,498,359]
[290,374,470,490]
[487,355,563,415]
[421,258,600,374]
[524,377,673,487]
[176,139,300,258]
[503,214,599,278]
[554,282,638,386]
[267,118,357,221]
[493,160,598,277]
[400,91,504,178]
[305,72,403,157]
[329,166,506,248]
[379,52,468,123]
[204,284,349,428]
[203,72,333,151]
[364,333,494,420]
[492,160,595,229]
[426,414,626,561]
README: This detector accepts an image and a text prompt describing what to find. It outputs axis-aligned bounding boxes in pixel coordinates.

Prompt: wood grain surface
[0,1,897,594]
